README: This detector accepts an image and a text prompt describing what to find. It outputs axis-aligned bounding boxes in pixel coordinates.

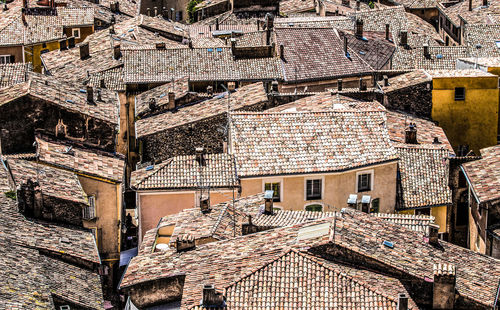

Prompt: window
[0,55,14,64]
[264,182,281,202]
[305,204,323,212]
[83,196,96,219]
[455,87,465,100]
[357,172,372,192]
[73,28,81,39]
[306,179,322,200]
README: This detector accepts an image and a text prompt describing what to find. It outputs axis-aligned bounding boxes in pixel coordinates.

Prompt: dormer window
[73,28,81,39]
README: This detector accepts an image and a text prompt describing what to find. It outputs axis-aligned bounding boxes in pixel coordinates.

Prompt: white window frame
[356,169,374,193]
[304,202,324,212]
[304,176,325,201]
[262,178,283,203]
[83,195,96,220]
[0,55,12,64]
[72,28,81,39]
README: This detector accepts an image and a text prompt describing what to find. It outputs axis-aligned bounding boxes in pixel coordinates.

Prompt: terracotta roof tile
[462,145,500,203]
[135,76,190,116]
[0,63,31,90]
[230,111,398,177]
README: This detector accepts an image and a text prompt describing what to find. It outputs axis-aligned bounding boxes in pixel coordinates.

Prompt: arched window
[305,204,323,212]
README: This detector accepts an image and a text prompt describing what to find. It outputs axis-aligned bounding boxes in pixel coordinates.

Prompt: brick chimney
[405,123,417,144]
[228,81,236,91]
[483,0,488,6]
[383,75,389,86]
[397,293,408,310]
[231,38,236,53]
[203,285,225,307]
[423,43,430,58]
[80,43,90,60]
[385,24,390,40]
[59,39,67,51]
[196,147,205,166]
[279,44,284,60]
[433,263,456,309]
[355,19,363,38]
[149,98,157,112]
[359,78,367,91]
[271,80,279,93]
[68,36,75,48]
[113,43,121,59]
[199,195,210,213]
[338,79,343,91]
[469,0,472,11]
[86,86,94,103]
[167,92,175,110]
[400,30,408,46]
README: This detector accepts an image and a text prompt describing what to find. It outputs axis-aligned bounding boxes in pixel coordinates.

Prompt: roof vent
[383,240,394,248]
[176,234,195,252]
[264,190,274,215]
[405,123,417,144]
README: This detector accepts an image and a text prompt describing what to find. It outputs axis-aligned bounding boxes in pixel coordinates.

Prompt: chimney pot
[469,0,472,11]
[68,36,75,48]
[175,235,195,252]
[113,43,121,59]
[264,191,274,215]
[383,75,389,87]
[154,6,157,16]
[203,284,225,307]
[167,91,175,109]
[207,85,213,95]
[405,123,418,144]
[337,79,343,91]
[271,80,279,93]
[59,39,67,51]
[400,30,408,46]
[149,98,157,112]
[355,19,363,38]
[279,44,284,60]
[79,43,90,60]
[356,0,360,10]
[397,293,408,310]
[385,24,390,40]
[100,78,105,88]
[227,81,236,91]
[483,0,487,6]
[433,263,456,309]
[86,86,94,103]
[231,38,236,52]
[195,147,206,166]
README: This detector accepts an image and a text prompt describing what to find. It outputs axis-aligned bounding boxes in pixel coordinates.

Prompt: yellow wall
[79,175,121,260]
[397,205,447,233]
[138,189,236,242]
[240,162,397,213]
[468,207,486,253]
[25,40,60,73]
[432,76,499,154]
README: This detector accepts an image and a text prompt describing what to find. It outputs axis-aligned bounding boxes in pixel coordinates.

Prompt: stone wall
[0,96,117,154]
[382,82,433,118]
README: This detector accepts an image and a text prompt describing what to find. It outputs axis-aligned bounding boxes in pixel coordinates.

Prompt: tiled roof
[0,72,119,124]
[413,46,470,70]
[462,145,500,203]
[64,0,130,24]
[230,111,398,177]
[0,194,100,264]
[320,0,372,15]
[396,144,452,209]
[386,110,454,153]
[275,27,374,83]
[280,0,315,14]
[131,153,238,190]
[188,23,259,38]
[274,15,353,29]
[135,76,190,116]
[337,30,396,70]
[458,56,500,68]
[381,69,431,93]
[463,24,500,58]
[6,158,88,205]
[0,63,31,90]
[123,47,281,84]
[87,65,126,91]
[251,209,337,227]
[387,0,438,9]
[95,0,140,17]
[122,209,500,308]
[139,14,187,38]
[135,82,268,137]
[372,213,435,233]
[36,135,125,182]
[427,68,497,78]
[440,0,500,25]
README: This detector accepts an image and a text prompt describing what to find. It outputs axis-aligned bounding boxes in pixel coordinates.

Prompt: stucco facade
[431,75,499,154]
[240,162,397,213]
[398,205,448,233]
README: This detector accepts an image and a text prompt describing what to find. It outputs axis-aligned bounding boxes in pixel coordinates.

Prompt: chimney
[271,80,279,93]
[215,17,219,30]
[113,43,121,59]
[428,223,439,245]
[279,44,284,60]
[3,3,8,11]
[359,78,367,91]
[433,263,456,309]
[342,0,349,6]
[231,38,236,53]
[156,42,166,49]
[469,0,472,11]
[405,123,418,144]
[337,79,343,91]
[203,284,225,307]
[265,13,274,30]
[149,98,157,112]
[397,293,408,310]
[109,24,115,34]
[162,6,167,17]
[154,6,157,16]
[383,75,389,87]
[170,7,175,20]
[79,43,90,60]
[68,36,75,48]
[344,36,348,56]
[227,81,236,91]
[264,190,274,215]
[483,0,487,6]
[400,30,408,46]
[385,24,390,40]
[110,1,119,12]
[355,19,363,38]
[23,0,28,8]
[167,92,175,109]
[96,89,102,101]
[200,195,210,213]
[146,7,150,16]
[356,0,360,10]
[257,20,260,31]
[59,39,67,51]
[195,147,205,166]
[175,234,195,252]
[423,43,430,58]
[86,86,94,103]
[207,85,213,95]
